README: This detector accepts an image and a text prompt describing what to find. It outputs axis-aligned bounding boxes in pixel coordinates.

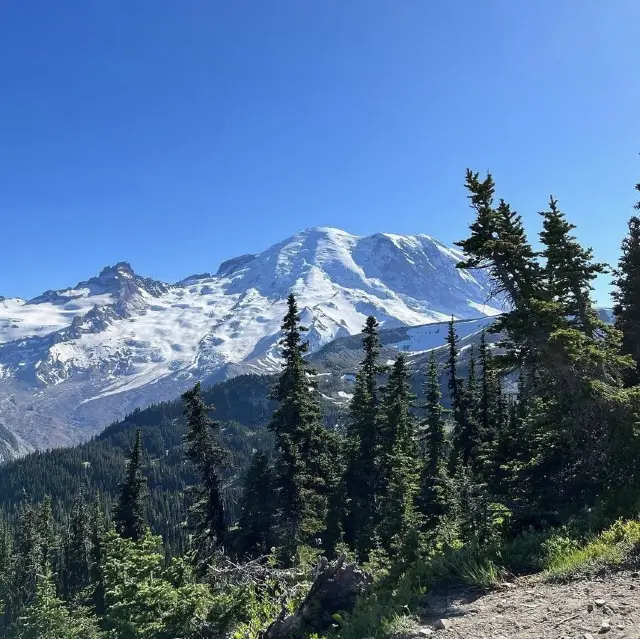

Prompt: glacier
[0,227,504,455]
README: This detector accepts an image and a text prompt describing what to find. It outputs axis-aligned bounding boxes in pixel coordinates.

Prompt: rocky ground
[403,570,640,638]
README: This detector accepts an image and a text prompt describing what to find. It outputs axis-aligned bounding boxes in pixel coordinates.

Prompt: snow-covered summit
[0,227,504,452]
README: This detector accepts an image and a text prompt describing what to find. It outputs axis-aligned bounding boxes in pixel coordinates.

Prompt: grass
[543,519,640,581]
[331,519,640,639]
[330,544,506,639]
[379,614,423,639]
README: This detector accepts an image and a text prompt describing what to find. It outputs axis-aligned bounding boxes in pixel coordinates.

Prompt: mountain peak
[0,226,507,455]
[215,254,257,278]
[97,261,135,279]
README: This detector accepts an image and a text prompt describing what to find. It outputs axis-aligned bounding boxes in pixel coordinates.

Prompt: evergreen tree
[478,330,491,439]
[457,169,636,514]
[12,565,103,639]
[377,355,421,554]
[102,530,215,639]
[612,195,640,385]
[417,352,449,533]
[539,196,606,337]
[6,504,40,626]
[0,517,12,625]
[63,493,91,601]
[343,316,384,558]
[114,429,147,542]
[181,382,228,573]
[36,496,54,574]
[237,451,276,557]
[446,318,467,470]
[475,331,502,486]
[88,496,106,616]
[268,294,337,555]
[463,346,480,468]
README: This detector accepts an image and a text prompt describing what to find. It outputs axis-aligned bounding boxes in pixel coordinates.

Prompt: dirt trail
[413,571,640,638]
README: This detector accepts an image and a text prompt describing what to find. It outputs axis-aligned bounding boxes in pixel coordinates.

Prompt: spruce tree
[36,496,55,574]
[475,331,501,486]
[463,346,480,468]
[612,202,640,385]
[63,493,91,601]
[12,565,103,639]
[343,316,384,558]
[377,355,421,554]
[417,352,448,533]
[237,451,276,557]
[268,294,337,555]
[446,318,467,470]
[539,196,606,337]
[88,497,106,616]
[114,429,147,542]
[6,504,40,626]
[181,382,228,572]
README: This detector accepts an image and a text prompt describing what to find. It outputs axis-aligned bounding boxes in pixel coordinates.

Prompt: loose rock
[434,619,451,631]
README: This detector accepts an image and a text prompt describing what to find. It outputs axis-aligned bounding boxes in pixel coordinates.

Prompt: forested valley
[1,170,639,638]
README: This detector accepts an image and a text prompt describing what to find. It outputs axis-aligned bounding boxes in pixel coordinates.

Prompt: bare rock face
[260,555,371,639]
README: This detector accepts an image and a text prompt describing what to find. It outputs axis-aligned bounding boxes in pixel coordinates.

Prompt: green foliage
[62,493,92,602]
[417,352,449,534]
[114,429,147,542]
[543,519,640,581]
[269,294,338,556]
[0,374,276,557]
[612,211,640,385]
[182,382,228,574]
[343,316,384,559]
[377,355,421,557]
[237,450,276,557]
[12,567,103,639]
[102,529,215,639]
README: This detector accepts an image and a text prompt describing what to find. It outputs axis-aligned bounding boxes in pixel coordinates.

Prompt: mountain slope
[0,227,504,454]
[0,314,493,551]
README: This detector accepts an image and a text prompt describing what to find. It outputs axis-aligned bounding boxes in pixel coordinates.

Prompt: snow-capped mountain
[0,227,503,456]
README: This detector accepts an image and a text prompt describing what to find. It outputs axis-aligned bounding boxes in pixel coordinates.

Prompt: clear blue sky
[1,1,638,303]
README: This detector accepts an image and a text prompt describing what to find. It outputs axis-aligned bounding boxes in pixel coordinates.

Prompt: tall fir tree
[463,346,480,469]
[446,318,467,470]
[417,352,448,533]
[237,451,276,558]
[6,504,40,626]
[182,382,228,573]
[612,186,640,385]
[539,196,606,337]
[343,316,384,559]
[114,429,147,543]
[377,355,421,554]
[36,496,55,574]
[268,294,337,556]
[88,496,106,616]
[63,493,92,602]
[475,331,501,486]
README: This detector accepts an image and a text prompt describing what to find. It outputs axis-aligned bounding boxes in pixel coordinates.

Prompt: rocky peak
[97,261,136,280]
[215,254,257,278]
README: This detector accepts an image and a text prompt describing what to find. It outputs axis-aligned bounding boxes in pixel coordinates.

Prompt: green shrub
[544,519,640,581]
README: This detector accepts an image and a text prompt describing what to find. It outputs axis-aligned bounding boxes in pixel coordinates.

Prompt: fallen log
[259,554,371,639]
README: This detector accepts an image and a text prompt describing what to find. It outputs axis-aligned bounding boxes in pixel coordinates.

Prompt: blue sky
[1,1,638,303]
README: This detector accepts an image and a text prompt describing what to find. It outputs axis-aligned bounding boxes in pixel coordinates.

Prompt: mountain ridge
[0,226,505,457]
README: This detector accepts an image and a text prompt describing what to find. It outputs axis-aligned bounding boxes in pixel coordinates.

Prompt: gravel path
[412,571,640,638]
